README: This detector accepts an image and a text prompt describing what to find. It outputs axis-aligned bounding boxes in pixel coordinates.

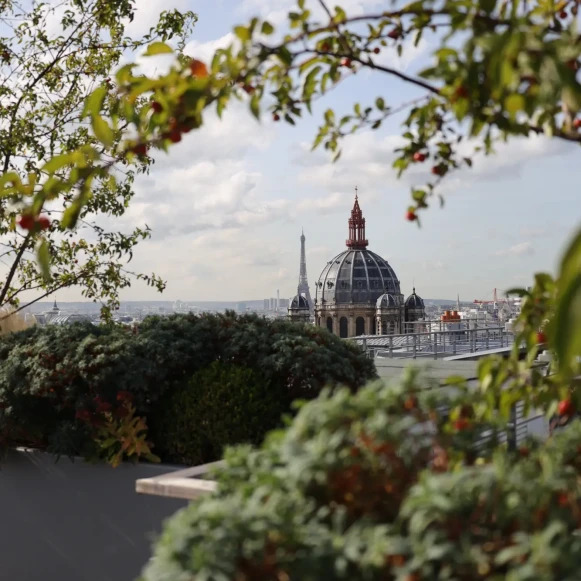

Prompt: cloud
[293,128,576,199]
[495,242,534,257]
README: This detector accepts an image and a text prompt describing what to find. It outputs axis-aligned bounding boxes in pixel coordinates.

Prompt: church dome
[315,195,401,306]
[405,288,424,309]
[290,293,310,310]
[376,293,398,308]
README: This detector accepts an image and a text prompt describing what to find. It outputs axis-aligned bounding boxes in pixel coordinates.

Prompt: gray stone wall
[0,449,188,581]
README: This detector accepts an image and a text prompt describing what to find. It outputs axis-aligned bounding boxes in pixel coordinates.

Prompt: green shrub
[153,362,288,466]
[0,313,376,464]
[142,373,581,581]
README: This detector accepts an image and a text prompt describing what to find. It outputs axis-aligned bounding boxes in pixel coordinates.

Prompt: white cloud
[495,242,534,257]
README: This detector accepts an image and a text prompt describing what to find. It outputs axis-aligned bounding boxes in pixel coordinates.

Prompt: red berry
[413,152,426,162]
[559,9,568,18]
[373,47,380,54]
[406,210,417,222]
[273,113,280,121]
[151,101,163,113]
[536,331,547,344]
[37,216,50,230]
[340,57,352,67]
[453,418,470,431]
[17,214,35,230]
[387,28,401,40]
[132,143,148,156]
[168,130,182,143]
[189,58,209,78]
[243,84,255,94]
[431,165,445,176]
[558,399,574,416]
[574,118,581,129]
[454,85,469,99]
[519,446,530,458]
[321,42,330,52]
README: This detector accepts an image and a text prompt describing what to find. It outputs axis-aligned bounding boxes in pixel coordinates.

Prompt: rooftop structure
[313,190,425,338]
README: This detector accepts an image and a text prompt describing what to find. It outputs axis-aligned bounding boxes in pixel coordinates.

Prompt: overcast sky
[45,0,581,302]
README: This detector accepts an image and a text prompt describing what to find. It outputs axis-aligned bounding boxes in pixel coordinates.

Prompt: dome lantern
[345,187,368,250]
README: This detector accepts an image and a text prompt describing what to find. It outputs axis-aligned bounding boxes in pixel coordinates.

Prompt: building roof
[289,293,310,310]
[315,192,401,306]
[315,248,401,306]
[47,314,94,326]
[376,293,399,308]
[405,288,425,309]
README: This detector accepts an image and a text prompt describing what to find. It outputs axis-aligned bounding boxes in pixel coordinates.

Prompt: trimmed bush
[153,362,288,466]
[0,312,376,464]
[141,375,581,581]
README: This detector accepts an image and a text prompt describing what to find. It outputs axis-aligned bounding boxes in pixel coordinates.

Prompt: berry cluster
[17,214,50,231]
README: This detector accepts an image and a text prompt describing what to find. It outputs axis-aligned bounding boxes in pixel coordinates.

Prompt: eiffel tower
[297,228,314,314]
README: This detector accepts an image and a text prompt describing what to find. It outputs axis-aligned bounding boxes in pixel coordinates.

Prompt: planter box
[0,448,188,581]
[136,460,221,500]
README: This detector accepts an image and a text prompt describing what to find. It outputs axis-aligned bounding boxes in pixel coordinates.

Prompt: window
[357,281,363,289]
[355,317,365,336]
[339,317,348,338]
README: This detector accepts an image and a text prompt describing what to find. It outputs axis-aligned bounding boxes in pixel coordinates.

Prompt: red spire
[346,187,368,249]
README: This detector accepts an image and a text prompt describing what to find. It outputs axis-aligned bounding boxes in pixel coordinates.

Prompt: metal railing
[350,326,513,360]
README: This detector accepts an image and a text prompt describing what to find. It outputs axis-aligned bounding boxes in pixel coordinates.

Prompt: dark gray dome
[405,289,424,309]
[315,249,401,306]
[376,293,398,308]
[290,294,310,310]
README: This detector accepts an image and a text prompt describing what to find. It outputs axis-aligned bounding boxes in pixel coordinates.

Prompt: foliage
[0,313,375,465]
[94,397,160,468]
[142,375,581,581]
[153,362,287,466]
[137,311,377,398]
[0,0,196,320]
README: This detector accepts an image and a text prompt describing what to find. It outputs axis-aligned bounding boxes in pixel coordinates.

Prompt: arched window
[381,321,388,335]
[355,316,365,336]
[339,317,348,338]
[326,317,333,334]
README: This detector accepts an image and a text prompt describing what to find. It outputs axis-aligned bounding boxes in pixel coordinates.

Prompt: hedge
[152,362,288,466]
[0,312,377,464]
[141,374,580,581]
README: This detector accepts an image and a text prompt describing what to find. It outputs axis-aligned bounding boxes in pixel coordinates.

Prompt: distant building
[287,290,311,324]
[236,302,247,313]
[48,314,94,326]
[313,191,426,338]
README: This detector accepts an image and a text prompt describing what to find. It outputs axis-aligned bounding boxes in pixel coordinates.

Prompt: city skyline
[28,0,581,305]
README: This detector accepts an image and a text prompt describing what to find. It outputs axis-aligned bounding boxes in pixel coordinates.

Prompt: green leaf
[143,42,173,56]
[92,116,114,147]
[234,26,250,42]
[376,97,385,110]
[41,153,73,174]
[504,94,524,118]
[250,94,260,119]
[82,86,107,119]
[261,21,274,35]
[37,239,51,282]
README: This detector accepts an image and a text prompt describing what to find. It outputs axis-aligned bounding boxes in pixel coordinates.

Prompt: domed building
[288,289,311,324]
[314,193,425,338]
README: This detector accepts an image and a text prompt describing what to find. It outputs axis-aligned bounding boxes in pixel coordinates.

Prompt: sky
[20,0,581,303]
